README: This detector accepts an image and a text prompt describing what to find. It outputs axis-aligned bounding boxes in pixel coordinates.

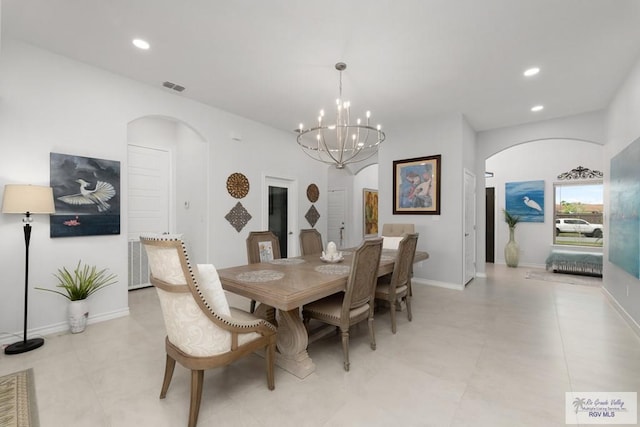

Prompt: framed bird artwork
[505,180,545,223]
[49,152,121,237]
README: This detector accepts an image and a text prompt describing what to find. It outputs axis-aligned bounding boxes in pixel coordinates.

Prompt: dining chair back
[140,234,276,427]
[381,223,415,249]
[302,237,383,371]
[246,231,281,313]
[381,223,415,236]
[246,231,281,263]
[299,228,323,255]
[375,233,419,333]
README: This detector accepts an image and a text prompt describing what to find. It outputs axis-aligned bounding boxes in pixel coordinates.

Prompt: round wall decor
[306,183,319,203]
[226,173,249,199]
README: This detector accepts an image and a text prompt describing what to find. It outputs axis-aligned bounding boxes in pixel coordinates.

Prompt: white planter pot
[68,299,89,333]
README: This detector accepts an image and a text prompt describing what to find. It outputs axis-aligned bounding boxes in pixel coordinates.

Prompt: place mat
[0,368,39,427]
[315,265,350,275]
[340,250,352,256]
[525,270,602,287]
[380,255,395,262]
[236,270,285,282]
[268,258,305,265]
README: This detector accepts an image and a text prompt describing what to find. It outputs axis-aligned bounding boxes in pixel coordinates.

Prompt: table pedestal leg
[274,308,315,378]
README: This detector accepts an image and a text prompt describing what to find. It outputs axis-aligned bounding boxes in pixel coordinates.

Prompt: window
[554,181,603,247]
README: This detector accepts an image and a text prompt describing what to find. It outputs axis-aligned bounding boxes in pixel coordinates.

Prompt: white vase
[504,227,520,268]
[68,299,89,333]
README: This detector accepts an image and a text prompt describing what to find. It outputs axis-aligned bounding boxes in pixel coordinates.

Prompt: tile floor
[2,264,640,427]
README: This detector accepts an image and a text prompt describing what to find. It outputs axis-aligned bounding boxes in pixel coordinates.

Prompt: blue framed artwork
[50,152,121,237]
[609,137,640,279]
[505,180,544,223]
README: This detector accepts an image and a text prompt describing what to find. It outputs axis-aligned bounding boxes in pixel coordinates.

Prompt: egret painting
[50,152,121,237]
[505,180,545,223]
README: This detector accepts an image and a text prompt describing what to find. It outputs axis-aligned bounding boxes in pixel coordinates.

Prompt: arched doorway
[484,139,603,267]
[126,116,208,289]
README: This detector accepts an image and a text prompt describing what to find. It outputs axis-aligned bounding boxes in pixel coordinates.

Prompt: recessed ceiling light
[132,39,150,50]
[531,105,544,112]
[524,67,540,77]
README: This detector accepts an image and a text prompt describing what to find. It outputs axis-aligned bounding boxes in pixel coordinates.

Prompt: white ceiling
[3,0,640,133]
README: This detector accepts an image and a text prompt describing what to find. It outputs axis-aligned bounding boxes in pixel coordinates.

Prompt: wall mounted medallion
[306,183,319,203]
[225,202,252,232]
[226,172,250,199]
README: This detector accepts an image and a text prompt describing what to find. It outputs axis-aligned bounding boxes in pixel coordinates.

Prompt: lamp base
[4,338,44,355]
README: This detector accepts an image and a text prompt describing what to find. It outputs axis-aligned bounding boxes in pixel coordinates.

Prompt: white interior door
[463,169,476,285]
[128,145,170,288]
[328,188,347,248]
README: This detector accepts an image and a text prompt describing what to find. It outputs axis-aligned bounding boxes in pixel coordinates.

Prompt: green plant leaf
[502,209,520,228]
[36,260,117,301]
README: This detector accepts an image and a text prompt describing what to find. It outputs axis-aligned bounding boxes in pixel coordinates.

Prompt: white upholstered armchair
[140,235,277,427]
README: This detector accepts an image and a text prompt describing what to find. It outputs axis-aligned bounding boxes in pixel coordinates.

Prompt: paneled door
[328,188,347,248]
[127,145,170,289]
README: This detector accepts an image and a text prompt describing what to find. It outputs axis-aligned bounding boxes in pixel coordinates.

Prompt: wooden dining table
[217,248,429,378]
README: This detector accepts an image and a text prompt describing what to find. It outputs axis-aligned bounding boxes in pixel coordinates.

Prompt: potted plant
[37,261,117,333]
[503,209,520,267]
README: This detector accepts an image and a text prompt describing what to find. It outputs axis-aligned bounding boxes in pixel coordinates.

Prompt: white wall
[378,113,467,288]
[605,57,640,329]
[486,140,603,267]
[0,40,327,340]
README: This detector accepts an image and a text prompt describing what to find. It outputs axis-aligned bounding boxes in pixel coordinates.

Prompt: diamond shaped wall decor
[225,202,252,232]
[305,204,320,227]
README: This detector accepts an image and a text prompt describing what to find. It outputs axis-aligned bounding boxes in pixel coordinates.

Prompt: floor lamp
[2,184,55,355]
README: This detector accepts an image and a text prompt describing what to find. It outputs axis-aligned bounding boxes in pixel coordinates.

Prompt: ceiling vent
[162,81,185,92]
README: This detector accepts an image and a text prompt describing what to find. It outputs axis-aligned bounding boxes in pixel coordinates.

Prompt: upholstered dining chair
[299,228,323,255]
[302,238,383,371]
[246,231,281,313]
[381,223,415,249]
[140,235,276,427]
[375,233,419,333]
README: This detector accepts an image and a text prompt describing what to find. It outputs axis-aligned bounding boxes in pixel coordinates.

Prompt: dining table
[217,247,429,378]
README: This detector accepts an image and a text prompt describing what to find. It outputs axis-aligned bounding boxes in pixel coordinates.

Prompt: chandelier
[296,62,385,169]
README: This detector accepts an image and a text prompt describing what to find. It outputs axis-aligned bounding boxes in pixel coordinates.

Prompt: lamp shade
[2,184,55,214]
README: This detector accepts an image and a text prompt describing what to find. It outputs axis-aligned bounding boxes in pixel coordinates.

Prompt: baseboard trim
[496,261,546,269]
[601,287,640,338]
[413,277,464,291]
[0,307,130,346]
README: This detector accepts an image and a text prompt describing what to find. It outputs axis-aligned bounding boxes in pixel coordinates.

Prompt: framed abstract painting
[609,137,640,279]
[363,188,378,237]
[393,155,441,215]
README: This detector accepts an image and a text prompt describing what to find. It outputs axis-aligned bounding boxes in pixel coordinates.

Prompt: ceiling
[3,0,640,133]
